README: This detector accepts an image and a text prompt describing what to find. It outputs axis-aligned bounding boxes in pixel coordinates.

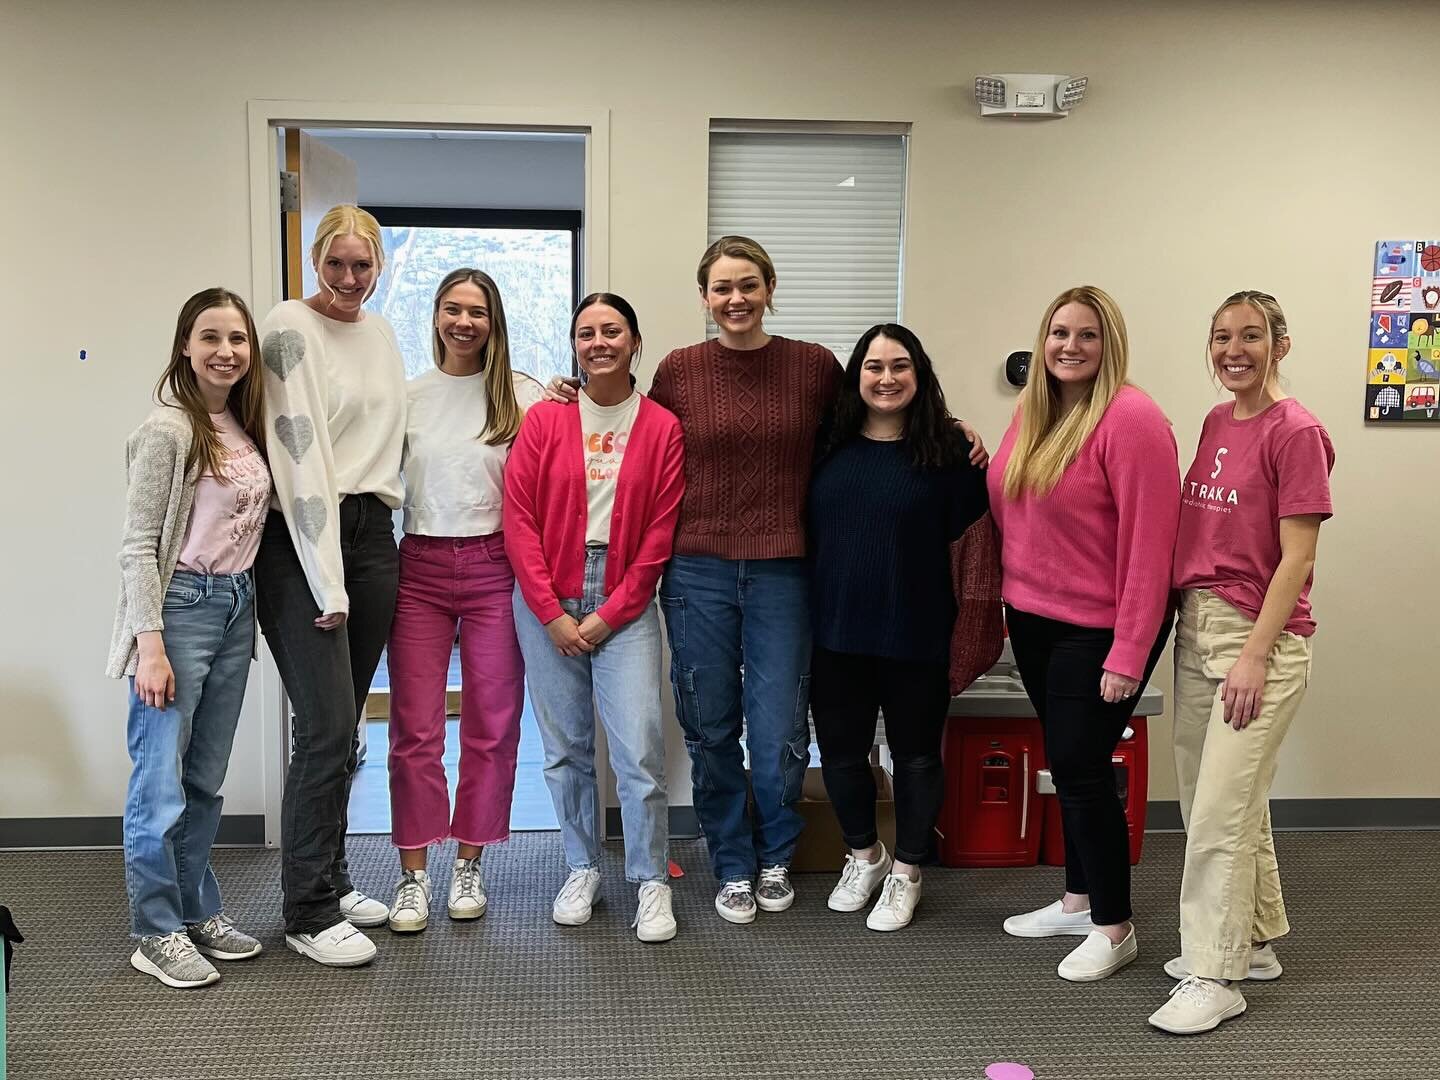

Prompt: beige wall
[2,0,1434,822]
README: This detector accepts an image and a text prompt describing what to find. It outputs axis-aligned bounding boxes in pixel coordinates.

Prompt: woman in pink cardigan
[504,292,685,944]
[989,285,1180,982]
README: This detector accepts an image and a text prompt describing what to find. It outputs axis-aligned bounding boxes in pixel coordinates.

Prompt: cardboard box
[789,766,896,873]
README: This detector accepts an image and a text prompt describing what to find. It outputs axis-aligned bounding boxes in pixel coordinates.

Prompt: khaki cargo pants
[1173,588,1312,981]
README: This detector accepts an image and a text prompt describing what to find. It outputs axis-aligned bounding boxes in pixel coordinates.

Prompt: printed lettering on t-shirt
[586,428,629,481]
[1183,444,1239,512]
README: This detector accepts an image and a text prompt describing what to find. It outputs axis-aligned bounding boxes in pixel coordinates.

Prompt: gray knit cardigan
[105,407,258,678]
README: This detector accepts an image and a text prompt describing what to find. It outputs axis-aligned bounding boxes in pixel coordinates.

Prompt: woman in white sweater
[384,269,543,933]
[255,205,406,968]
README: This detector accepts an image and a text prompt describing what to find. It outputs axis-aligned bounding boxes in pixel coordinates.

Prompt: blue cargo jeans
[659,555,812,884]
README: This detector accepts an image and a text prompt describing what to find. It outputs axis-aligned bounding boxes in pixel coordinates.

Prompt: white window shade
[707,130,906,361]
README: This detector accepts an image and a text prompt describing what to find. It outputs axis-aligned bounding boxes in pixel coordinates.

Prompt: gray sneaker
[715,880,757,924]
[131,930,221,988]
[187,913,263,960]
[756,865,794,912]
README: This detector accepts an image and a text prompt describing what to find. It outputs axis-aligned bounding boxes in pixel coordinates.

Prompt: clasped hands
[543,612,612,656]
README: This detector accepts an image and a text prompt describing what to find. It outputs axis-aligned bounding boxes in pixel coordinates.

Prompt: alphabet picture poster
[1367,240,1440,422]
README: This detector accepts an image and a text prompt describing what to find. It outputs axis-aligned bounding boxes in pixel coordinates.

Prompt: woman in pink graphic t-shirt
[1147,291,1335,1037]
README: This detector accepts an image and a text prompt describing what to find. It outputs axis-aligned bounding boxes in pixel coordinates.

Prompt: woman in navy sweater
[808,323,990,931]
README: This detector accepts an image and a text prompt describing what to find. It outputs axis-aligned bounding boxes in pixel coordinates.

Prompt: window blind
[707,131,906,361]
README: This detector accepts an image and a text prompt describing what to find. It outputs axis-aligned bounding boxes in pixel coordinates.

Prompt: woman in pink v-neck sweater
[988,285,1179,985]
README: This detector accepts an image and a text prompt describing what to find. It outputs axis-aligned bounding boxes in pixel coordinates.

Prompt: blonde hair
[157,288,267,480]
[697,235,778,312]
[310,205,384,304]
[1003,285,1131,499]
[1209,290,1290,392]
[431,268,526,445]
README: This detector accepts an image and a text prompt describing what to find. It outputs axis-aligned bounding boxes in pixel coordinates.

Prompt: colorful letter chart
[1368,239,1440,423]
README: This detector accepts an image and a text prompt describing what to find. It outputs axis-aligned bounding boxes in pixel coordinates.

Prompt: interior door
[282,129,360,299]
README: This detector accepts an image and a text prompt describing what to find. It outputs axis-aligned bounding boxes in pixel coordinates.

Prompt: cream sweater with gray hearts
[258,300,406,615]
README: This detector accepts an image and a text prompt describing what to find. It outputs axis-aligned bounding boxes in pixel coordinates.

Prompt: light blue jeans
[513,547,668,883]
[123,570,254,938]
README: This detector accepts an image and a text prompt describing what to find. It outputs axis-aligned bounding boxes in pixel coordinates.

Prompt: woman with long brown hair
[383,269,544,933]
[107,287,270,988]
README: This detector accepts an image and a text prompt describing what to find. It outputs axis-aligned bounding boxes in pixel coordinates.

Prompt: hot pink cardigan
[503,395,685,631]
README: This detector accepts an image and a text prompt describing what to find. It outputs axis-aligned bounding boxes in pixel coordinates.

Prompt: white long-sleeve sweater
[258,300,406,614]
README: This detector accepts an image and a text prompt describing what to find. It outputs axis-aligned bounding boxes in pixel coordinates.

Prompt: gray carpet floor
[3,831,1437,1079]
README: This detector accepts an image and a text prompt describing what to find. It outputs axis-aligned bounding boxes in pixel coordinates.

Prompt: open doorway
[276,124,590,836]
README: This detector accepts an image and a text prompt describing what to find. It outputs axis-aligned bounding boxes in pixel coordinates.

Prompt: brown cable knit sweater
[649,336,842,559]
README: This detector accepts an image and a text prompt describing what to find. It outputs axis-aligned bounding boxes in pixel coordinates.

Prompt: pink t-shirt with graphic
[177,411,272,574]
[1173,398,1334,636]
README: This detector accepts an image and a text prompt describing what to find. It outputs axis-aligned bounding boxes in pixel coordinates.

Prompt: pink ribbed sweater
[986,385,1180,680]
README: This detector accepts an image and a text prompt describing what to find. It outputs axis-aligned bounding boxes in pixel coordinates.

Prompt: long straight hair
[818,323,968,470]
[431,268,527,445]
[1003,285,1130,499]
[155,288,266,480]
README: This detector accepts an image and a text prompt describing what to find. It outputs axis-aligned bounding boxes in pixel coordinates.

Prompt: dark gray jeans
[256,494,398,935]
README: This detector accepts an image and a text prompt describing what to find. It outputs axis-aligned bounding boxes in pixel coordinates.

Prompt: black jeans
[810,647,952,866]
[255,494,398,935]
[1005,604,1173,926]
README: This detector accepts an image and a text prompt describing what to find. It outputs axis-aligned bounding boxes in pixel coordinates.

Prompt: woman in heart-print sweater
[255,204,406,970]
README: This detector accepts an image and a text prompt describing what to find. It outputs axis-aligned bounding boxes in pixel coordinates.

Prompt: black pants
[810,647,951,866]
[255,494,398,935]
[1005,605,1173,926]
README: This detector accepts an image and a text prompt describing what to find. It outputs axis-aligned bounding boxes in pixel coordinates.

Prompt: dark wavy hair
[817,323,968,470]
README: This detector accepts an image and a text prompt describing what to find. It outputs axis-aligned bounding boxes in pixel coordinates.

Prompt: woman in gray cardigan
[109,287,270,989]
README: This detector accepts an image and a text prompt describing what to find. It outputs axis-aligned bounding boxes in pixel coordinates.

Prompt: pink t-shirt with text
[1173,398,1334,636]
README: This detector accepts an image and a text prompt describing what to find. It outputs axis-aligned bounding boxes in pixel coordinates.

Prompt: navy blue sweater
[808,435,989,663]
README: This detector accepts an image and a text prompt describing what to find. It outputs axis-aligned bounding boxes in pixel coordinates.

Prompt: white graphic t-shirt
[578,390,641,546]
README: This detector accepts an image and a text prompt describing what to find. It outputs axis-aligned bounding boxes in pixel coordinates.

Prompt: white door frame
[245,98,611,846]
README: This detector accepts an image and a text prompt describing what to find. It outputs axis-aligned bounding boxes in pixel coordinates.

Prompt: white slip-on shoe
[338,889,389,928]
[552,868,602,926]
[633,881,677,943]
[1164,943,1283,982]
[1003,899,1093,938]
[827,846,893,913]
[448,857,488,920]
[285,919,377,967]
[1148,975,1247,1034]
[865,873,921,932]
[1058,927,1138,982]
[388,870,431,933]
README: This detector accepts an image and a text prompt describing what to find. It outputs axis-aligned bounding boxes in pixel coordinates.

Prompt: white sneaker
[448,857,488,920]
[1148,975,1247,1034]
[866,873,921,932]
[552,868,602,926]
[827,846,893,912]
[285,919,377,967]
[1003,899,1093,938]
[1058,927,1138,982]
[633,881,677,943]
[388,870,431,933]
[338,889,389,928]
[1164,943,1283,982]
